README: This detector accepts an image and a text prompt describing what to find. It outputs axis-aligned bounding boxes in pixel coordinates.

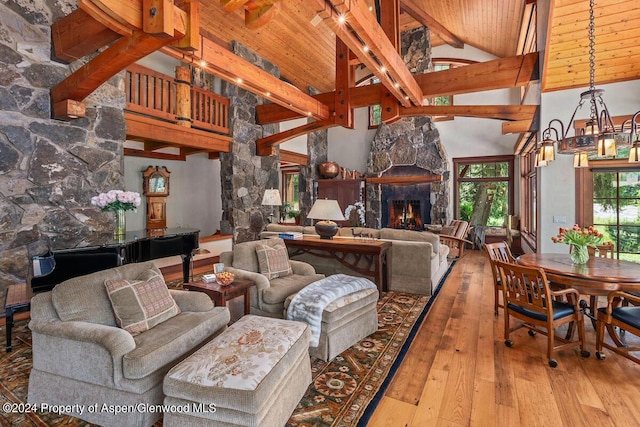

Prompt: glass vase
[570,244,589,264]
[114,209,126,238]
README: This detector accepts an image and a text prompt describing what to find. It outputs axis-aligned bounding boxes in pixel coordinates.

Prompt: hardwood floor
[369,250,640,426]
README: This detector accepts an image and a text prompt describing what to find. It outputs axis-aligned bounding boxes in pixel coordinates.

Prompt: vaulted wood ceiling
[200,0,640,95]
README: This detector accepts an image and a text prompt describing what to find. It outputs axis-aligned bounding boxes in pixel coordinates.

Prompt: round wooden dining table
[516,253,640,295]
[517,253,640,323]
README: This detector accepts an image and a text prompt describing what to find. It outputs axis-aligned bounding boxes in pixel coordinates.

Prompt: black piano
[30,228,199,293]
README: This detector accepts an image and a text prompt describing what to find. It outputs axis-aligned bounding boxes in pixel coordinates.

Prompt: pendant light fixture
[539,0,633,166]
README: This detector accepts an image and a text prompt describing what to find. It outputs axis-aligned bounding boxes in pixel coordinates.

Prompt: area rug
[0,262,454,427]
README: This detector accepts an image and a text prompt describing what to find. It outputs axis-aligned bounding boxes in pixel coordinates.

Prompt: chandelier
[536,0,639,168]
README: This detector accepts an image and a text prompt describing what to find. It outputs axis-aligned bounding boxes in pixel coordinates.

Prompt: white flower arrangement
[344,201,366,227]
[91,190,141,212]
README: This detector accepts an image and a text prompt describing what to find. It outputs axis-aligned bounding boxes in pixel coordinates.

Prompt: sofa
[261,224,450,295]
[219,237,325,317]
[27,261,230,427]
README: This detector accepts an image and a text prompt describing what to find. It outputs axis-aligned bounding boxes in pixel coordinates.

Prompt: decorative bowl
[216,271,235,285]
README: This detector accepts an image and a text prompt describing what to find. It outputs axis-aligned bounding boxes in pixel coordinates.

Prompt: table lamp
[261,189,282,223]
[307,199,345,239]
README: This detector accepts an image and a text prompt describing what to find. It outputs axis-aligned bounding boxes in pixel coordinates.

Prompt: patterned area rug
[0,264,452,427]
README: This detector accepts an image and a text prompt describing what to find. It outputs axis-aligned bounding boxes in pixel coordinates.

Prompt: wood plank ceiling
[542,0,640,92]
[200,0,640,96]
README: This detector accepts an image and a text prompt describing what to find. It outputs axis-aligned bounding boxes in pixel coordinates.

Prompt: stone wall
[219,41,281,243]
[366,26,450,227]
[0,0,127,293]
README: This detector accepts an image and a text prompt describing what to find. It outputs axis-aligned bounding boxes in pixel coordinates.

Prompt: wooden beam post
[175,65,192,128]
[142,0,174,37]
[380,0,401,124]
[335,38,354,128]
[400,0,463,48]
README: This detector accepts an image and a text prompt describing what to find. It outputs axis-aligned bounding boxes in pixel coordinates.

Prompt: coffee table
[184,279,254,315]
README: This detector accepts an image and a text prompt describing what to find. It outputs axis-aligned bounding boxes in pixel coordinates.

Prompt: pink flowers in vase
[91,190,141,212]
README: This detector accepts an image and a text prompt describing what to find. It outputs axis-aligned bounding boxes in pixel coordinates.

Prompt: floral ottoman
[163,315,311,427]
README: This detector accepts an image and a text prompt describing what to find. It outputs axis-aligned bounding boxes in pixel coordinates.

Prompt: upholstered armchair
[28,262,230,427]
[219,238,324,318]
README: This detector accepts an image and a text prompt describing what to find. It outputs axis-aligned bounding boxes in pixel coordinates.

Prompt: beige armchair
[220,238,324,317]
[28,262,230,427]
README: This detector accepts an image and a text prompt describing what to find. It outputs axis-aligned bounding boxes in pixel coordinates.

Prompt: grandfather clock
[142,166,170,232]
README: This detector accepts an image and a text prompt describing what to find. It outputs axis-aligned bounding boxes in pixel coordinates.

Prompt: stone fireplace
[366,116,450,229]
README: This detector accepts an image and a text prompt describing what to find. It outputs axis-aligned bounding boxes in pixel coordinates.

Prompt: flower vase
[570,245,589,264]
[114,209,126,238]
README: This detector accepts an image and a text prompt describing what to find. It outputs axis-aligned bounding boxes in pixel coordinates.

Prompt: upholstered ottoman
[284,275,379,361]
[163,315,311,427]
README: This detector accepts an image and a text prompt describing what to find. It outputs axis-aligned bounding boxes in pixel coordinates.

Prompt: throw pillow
[104,269,180,335]
[441,225,456,236]
[256,243,292,279]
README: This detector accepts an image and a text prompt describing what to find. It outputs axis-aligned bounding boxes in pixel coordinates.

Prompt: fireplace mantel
[366,175,443,186]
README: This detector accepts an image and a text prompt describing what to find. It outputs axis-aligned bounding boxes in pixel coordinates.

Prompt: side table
[4,283,32,352]
[184,279,254,315]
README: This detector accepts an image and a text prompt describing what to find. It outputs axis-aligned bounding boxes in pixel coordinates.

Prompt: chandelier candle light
[535,0,639,168]
[91,190,141,237]
[551,224,604,265]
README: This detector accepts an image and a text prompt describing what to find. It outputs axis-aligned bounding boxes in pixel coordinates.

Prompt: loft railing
[124,64,230,134]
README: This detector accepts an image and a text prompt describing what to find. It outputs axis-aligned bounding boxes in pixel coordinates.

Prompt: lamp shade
[307,199,345,239]
[307,199,345,221]
[261,189,282,206]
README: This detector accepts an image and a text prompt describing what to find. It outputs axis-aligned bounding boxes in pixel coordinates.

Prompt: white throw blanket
[286,274,377,347]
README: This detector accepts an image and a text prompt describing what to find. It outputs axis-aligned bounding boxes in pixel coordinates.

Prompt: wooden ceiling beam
[256,52,540,124]
[51,0,197,120]
[161,29,331,122]
[313,0,423,107]
[255,119,338,156]
[124,147,187,161]
[400,0,463,49]
[280,149,309,166]
[502,119,537,134]
[401,105,538,121]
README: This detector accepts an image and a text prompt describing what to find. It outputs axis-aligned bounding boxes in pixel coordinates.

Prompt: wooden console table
[283,236,391,293]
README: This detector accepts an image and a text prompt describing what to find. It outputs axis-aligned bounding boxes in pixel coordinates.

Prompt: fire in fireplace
[390,199,423,229]
[381,182,431,229]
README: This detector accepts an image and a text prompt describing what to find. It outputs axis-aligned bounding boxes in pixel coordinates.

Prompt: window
[592,170,640,262]
[454,156,515,226]
[281,169,300,221]
[520,149,538,249]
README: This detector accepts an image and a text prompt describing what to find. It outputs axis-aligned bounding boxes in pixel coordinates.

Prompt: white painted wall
[538,80,640,253]
[124,153,223,236]
[327,107,377,173]
[280,117,308,154]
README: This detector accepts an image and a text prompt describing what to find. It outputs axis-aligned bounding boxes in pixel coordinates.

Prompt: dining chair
[595,291,640,365]
[483,241,516,315]
[495,260,590,368]
[572,242,615,325]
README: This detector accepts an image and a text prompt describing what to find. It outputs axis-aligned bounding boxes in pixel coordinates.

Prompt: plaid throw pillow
[256,243,292,279]
[105,269,180,335]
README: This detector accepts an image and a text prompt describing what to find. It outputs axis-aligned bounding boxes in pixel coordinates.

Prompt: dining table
[516,253,640,321]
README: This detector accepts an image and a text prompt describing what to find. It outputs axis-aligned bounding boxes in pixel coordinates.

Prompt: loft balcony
[123,64,231,160]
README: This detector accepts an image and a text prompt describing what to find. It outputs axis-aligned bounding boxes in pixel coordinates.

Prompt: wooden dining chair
[495,260,590,368]
[483,241,516,315]
[595,291,640,365]
[574,242,616,323]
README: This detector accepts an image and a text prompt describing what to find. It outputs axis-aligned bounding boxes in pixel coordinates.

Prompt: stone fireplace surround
[365,116,450,229]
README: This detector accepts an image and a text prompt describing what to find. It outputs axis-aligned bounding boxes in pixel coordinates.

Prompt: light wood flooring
[369,250,640,427]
